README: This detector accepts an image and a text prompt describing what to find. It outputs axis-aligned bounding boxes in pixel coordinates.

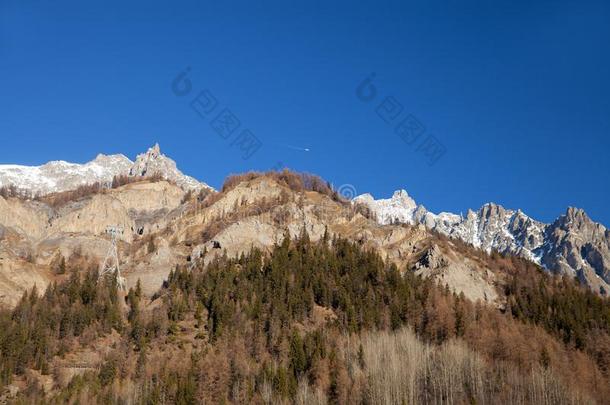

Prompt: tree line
[1,231,609,403]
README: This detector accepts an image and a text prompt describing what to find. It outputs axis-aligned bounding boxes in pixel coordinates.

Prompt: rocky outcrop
[0,257,53,307]
[0,196,50,239]
[413,244,498,304]
[128,144,211,191]
[49,194,137,242]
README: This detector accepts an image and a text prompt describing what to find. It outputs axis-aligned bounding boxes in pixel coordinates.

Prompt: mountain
[1,142,608,296]
[355,190,610,295]
[0,172,497,307]
[1,141,608,296]
[1,170,609,404]
[540,207,610,295]
[0,143,210,195]
[128,143,207,191]
[0,154,132,196]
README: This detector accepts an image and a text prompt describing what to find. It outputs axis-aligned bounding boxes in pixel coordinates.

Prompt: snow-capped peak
[355,189,546,259]
[356,188,610,295]
[0,153,133,196]
[0,144,210,195]
[354,189,419,225]
[392,189,417,207]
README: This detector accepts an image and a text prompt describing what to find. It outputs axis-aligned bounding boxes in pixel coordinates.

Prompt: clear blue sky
[1,0,609,225]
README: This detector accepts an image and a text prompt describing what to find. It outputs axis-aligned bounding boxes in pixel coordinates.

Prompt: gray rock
[357,191,610,295]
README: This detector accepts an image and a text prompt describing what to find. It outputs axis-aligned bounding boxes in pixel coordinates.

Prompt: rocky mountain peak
[0,144,211,196]
[128,144,209,191]
[353,189,419,225]
[561,206,592,227]
[137,143,162,161]
[479,202,508,219]
[356,188,609,295]
[130,143,175,177]
[150,143,161,156]
[92,153,132,166]
[392,189,417,208]
[549,207,608,242]
[537,207,610,295]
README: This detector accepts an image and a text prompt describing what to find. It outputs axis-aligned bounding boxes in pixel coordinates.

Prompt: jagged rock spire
[128,143,211,191]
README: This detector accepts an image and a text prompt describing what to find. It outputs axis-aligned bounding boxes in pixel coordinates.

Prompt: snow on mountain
[2,144,607,295]
[0,144,210,195]
[0,154,133,195]
[354,191,546,260]
[128,143,208,191]
[538,207,610,295]
[355,190,610,295]
[354,190,419,225]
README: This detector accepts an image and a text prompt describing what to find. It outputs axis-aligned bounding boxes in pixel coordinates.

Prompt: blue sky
[1,0,609,225]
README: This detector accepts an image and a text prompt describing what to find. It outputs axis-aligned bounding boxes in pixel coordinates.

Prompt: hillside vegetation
[1,232,609,404]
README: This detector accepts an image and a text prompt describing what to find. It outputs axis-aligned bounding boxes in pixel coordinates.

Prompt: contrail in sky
[275,143,310,152]
[287,145,310,152]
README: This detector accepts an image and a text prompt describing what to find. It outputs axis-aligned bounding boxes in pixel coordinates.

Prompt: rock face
[354,192,546,261]
[355,190,419,224]
[128,144,207,191]
[0,144,210,195]
[539,208,610,295]
[433,203,546,264]
[413,243,498,303]
[356,190,610,294]
[0,180,187,305]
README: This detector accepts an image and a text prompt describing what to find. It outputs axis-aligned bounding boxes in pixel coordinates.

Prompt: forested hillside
[1,232,609,404]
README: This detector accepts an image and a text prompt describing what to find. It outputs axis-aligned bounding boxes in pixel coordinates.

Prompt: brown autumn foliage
[182,169,376,232]
[2,233,610,403]
[2,167,610,403]
[0,184,35,200]
[196,169,377,244]
[35,173,166,209]
[200,192,292,243]
[222,169,341,202]
[37,181,107,208]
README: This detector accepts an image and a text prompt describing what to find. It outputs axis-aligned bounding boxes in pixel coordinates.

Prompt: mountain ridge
[355,190,610,295]
[0,144,211,196]
[0,145,608,295]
